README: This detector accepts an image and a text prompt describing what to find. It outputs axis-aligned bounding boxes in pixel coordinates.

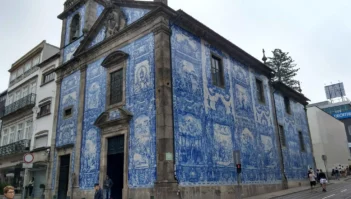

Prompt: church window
[70,14,81,42]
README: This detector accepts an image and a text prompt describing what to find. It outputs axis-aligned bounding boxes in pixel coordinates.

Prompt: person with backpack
[308,171,317,191]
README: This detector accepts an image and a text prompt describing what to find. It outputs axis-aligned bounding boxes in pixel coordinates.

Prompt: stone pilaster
[153,16,178,199]
[46,77,63,199]
[72,65,87,190]
[269,85,288,189]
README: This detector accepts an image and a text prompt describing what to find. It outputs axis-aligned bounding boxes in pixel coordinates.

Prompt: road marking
[341,189,347,192]
[322,194,335,199]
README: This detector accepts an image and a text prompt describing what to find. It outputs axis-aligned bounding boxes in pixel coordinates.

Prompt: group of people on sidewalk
[308,168,328,192]
[331,165,350,180]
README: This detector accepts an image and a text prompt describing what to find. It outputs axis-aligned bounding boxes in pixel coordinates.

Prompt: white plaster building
[307,106,350,173]
[0,41,59,198]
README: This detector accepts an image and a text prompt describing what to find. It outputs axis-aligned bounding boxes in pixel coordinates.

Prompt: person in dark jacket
[319,169,328,192]
[94,183,103,199]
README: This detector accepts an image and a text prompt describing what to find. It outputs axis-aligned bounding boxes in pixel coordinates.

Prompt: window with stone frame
[38,102,51,118]
[42,70,55,85]
[2,129,8,146]
[256,79,265,104]
[34,131,48,149]
[9,126,16,143]
[25,120,33,139]
[17,123,24,141]
[284,96,291,114]
[70,14,81,42]
[110,69,124,105]
[211,54,225,88]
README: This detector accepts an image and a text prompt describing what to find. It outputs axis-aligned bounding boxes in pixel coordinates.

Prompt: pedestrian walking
[103,175,114,199]
[335,167,340,180]
[308,171,317,191]
[94,183,103,199]
[28,177,34,197]
[319,169,328,192]
[3,186,15,199]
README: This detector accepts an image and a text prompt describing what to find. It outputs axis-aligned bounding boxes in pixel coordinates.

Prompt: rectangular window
[15,91,21,101]
[211,55,225,87]
[25,121,32,139]
[64,107,73,118]
[32,55,40,66]
[7,95,13,105]
[2,129,8,146]
[298,131,305,152]
[30,82,37,94]
[38,103,51,117]
[42,71,55,84]
[24,61,32,72]
[17,123,24,141]
[284,97,291,114]
[256,79,265,103]
[17,67,23,78]
[35,135,48,148]
[110,69,123,105]
[279,125,286,147]
[9,126,16,143]
[10,73,16,81]
[22,86,28,97]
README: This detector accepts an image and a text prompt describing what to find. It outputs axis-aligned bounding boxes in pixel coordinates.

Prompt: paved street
[273,179,351,199]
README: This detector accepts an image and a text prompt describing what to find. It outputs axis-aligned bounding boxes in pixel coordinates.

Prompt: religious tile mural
[77,33,156,189]
[274,92,314,180]
[121,7,151,25]
[80,58,107,189]
[63,37,84,63]
[64,5,86,46]
[56,71,80,147]
[171,25,283,186]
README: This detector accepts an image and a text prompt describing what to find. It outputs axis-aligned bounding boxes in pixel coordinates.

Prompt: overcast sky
[1,0,350,103]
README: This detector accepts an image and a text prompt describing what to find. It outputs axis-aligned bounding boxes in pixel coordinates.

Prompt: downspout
[270,82,288,189]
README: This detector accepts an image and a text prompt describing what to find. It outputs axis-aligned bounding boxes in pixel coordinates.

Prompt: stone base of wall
[46,183,287,199]
[287,180,309,189]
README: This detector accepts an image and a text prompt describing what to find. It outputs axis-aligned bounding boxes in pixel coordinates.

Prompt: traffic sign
[23,153,34,163]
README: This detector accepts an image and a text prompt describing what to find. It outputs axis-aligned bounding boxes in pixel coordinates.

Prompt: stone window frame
[284,96,291,114]
[102,51,129,111]
[298,130,305,152]
[34,130,49,149]
[278,124,286,148]
[37,100,52,119]
[70,13,81,43]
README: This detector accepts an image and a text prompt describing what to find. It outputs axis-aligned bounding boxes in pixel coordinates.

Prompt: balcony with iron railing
[3,94,36,117]
[0,139,30,158]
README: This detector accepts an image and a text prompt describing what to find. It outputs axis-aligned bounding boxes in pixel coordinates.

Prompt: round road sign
[23,153,34,163]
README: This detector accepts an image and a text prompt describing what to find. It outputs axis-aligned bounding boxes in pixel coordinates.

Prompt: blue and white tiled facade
[121,7,151,25]
[171,25,294,186]
[55,71,80,147]
[79,59,107,189]
[274,93,314,180]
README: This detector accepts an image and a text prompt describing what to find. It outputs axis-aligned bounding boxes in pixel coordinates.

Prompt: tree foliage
[266,49,300,90]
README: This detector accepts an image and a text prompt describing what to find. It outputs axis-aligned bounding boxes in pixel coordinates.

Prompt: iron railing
[4,93,36,116]
[0,139,30,157]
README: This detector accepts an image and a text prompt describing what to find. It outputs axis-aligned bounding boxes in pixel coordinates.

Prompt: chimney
[154,0,168,5]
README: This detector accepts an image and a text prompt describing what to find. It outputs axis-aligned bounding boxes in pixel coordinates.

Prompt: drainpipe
[270,82,288,189]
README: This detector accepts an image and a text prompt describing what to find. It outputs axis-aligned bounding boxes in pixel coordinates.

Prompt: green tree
[266,49,300,90]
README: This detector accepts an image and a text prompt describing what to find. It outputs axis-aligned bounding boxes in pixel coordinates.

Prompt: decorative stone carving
[104,9,126,38]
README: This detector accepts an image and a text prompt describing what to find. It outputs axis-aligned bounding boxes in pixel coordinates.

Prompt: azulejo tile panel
[96,3,105,17]
[56,71,80,147]
[88,26,106,49]
[63,37,84,63]
[274,93,314,180]
[171,25,283,186]
[120,7,151,25]
[77,33,156,189]
[64,4,86,46]
[80,58,107,189]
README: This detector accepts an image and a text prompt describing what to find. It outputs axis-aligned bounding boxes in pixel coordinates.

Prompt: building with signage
[307,106,350,172]
[0,41,59,198]
[308,99,351,153]
[47,1,314,199]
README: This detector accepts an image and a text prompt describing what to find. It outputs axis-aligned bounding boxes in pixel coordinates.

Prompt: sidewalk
[244,177,351,199]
